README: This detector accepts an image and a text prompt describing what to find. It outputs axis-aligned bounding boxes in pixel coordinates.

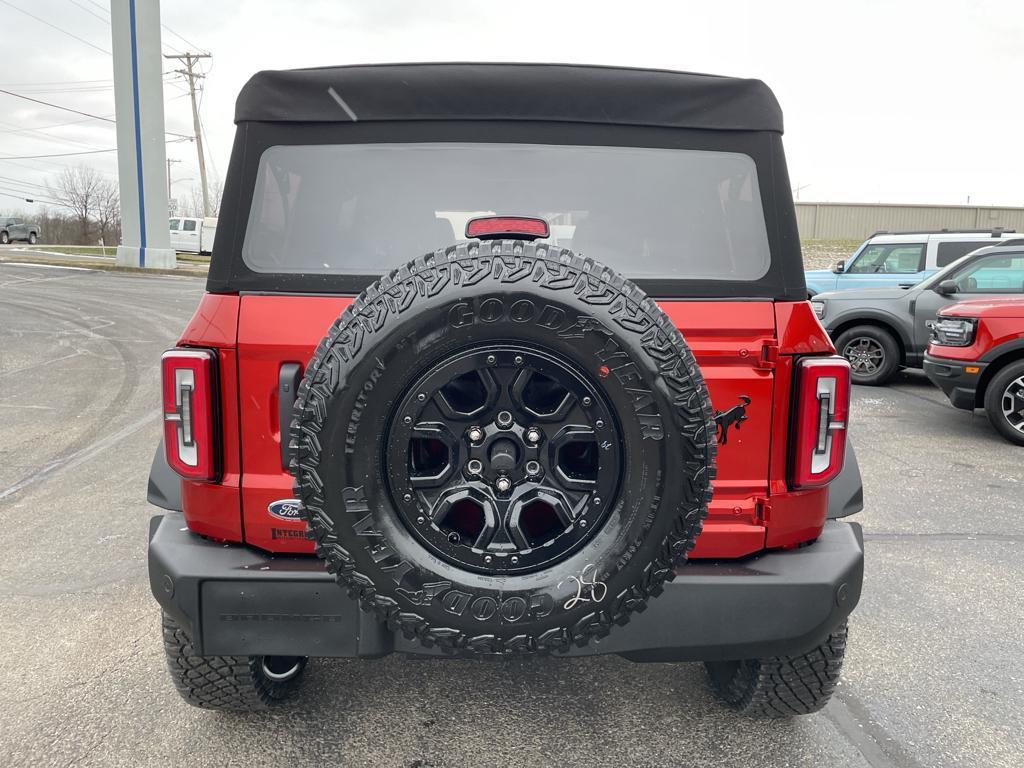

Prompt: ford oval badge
[268,499,303,521]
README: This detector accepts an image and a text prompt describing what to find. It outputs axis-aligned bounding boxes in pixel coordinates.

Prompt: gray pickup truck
[0,217,41,245]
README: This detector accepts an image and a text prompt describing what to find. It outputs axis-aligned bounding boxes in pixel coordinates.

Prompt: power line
[14,85,115,95]
[0,0,110,56]
[0,188,63,206]
[0,155,116,179]
[0,182,49,199]
[64,0,109,26]
[0,88,116,123]
[0,179,46,194]
[0,148,116,160]
[0,79,112,87]
[76,0,207,58]
[0,116,104,134]
[0,175,49,189]
[0,120,111,151]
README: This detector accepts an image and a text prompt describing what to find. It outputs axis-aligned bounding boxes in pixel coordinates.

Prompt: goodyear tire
[290,241,715,654]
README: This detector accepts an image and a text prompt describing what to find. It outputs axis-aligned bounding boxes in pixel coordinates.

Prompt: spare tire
[290,242,715,654]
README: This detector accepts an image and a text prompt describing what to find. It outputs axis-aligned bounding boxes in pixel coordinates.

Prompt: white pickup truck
[169,216,217,254]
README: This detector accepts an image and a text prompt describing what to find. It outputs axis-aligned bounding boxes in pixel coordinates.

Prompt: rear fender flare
[148,438,182,512]
[827,439,863,519]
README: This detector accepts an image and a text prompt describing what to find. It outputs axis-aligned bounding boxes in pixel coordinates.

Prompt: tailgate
[236,297,776,557]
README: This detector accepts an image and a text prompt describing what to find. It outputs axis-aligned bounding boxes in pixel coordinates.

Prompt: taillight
[790,356,850,488]
[161,348,219,481]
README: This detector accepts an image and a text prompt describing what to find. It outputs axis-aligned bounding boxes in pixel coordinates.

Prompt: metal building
[795,202,1024,240]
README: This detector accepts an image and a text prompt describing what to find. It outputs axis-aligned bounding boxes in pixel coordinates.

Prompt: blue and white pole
[111,0,176,269]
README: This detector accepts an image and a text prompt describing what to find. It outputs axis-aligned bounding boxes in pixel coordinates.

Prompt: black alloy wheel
[387,343,622,575]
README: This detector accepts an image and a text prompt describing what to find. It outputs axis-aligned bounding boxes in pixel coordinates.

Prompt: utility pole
[164,52,211,216]
[166,157,182,201]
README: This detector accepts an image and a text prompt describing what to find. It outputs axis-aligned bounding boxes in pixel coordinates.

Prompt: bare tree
[48,165,105,243]
[207,178,223,217]
[95,180,120,246]
[182,178,223,218]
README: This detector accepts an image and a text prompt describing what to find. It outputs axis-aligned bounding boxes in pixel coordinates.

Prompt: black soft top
[235,63,783,133]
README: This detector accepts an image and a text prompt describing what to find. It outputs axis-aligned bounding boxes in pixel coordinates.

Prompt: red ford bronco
[925,296,1024,445]
[147,63,864,716]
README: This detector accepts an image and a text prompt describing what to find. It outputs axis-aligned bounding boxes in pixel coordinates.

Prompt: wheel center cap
[488,438,519,472]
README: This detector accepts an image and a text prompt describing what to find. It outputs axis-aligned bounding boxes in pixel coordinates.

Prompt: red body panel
[176,294,243,542]
[236,296,353,551]
[174,293,836,559]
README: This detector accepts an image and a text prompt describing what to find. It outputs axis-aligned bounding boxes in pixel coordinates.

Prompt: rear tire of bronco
[704,622,847,717]
[984,360,1024,446]
[161,611,307,711]
[28,232,37,245]
[836,325,900,386]
[290,242,716,655]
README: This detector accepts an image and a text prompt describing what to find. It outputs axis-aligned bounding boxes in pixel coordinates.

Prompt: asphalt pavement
[0,261,1021,767]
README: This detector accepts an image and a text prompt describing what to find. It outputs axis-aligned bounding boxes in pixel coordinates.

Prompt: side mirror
[831,260,846,274]
[935,280,958,296]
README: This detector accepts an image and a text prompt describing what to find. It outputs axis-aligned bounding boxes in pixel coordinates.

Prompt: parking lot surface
[1,262,1021,767]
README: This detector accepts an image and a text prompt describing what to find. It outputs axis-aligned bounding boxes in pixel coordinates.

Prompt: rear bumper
[149,513,863,662]
[923,354,986,410]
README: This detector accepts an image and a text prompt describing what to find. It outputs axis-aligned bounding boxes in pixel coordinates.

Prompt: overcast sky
[1,0,1022,213]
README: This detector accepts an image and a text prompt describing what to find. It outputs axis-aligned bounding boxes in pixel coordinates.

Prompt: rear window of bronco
[240,142,771,281]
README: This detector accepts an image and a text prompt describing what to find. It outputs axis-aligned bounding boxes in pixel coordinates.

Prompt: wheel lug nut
[514,355,524,365]
[466,459,483,476]
[525,427,542,444]
[486,354,497,365]
[582,396,592,407]
[511,556,519,564]
[595,419,605,428]
[495,476,512,493]
[496,410,513,429]
[468,426,484,444]
[403,493,412,502]
[525,460,541,477]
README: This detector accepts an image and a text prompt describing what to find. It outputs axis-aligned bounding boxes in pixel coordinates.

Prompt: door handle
[278,363,303,470]
[898,282,915,289]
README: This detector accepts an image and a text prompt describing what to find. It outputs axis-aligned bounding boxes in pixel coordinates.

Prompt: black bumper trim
[923,355,985,411]
[149,513,863,662]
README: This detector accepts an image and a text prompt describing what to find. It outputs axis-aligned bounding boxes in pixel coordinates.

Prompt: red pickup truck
[924,297,1024,445]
